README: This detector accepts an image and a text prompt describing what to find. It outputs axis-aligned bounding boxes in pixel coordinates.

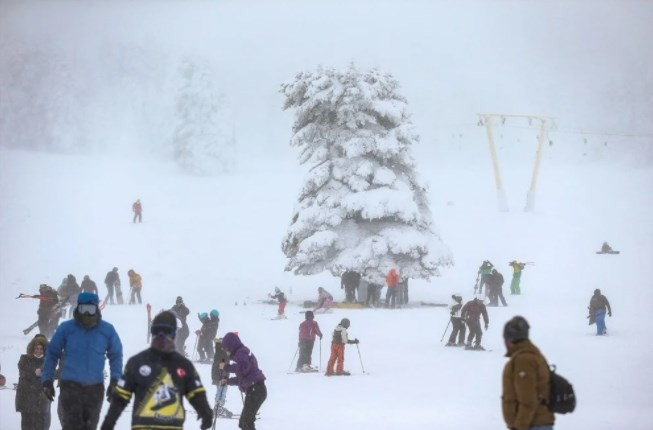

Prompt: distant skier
[103,267,120,305]
[127,269,142,304]
[325,318,359,376]
[508,261,526,295]
[461,296,489,350]
[341,270,361,303]
[269,287,288,319]
[385,268,400,309]
[445,294,465,347]
[296,310,323,372]
[476,260,494,296]
[487,268,507,307]
[58,274,80,318]
[80,275,98,295]
[31,284,60,338]
[211,337,234,419]
[132,199,142,223]
[588,289,612,335]
[16,334,51,429]
[601,242,613,253]
[171,296,190,355]
[314,287,333,313]
[196,310,219,362]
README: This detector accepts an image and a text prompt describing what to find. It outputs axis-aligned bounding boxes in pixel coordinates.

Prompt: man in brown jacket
[502,316,555,430]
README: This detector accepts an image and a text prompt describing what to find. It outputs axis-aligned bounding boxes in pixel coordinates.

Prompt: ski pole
[440,319,451,342]
[319,337,322,371]
[356,343,366,374]
[287,346,299,373]
[192,335,199,361]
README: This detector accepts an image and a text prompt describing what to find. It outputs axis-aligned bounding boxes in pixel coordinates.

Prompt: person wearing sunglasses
[41,292,123,430]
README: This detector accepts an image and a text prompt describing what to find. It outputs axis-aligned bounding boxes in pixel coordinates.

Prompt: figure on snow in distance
[80,275,99,295]
[132,199,142,223]
[325,318,359,376]
[341,270,361,303]
[588,289,612,335]
[100,311,213,430]
[211,337,234,419]
[461,296,489,351]
[508,261,526,295]
[196,310,219,362]
[476,260,494,296]
[103,267,120,305]
[57,274,80,318]
[219,333,267,430]
[16,334,51,430]
[445,294,466,347]
[385,268,400,309]
[171,296,190,356]
[365,281,382,308]
[296,311,323,372]
[269,287,288,319]
[127,269,143,304]
[314,287,333,313]
[601,242,613,253]
[487,268,507,307]
[38,284,60,338]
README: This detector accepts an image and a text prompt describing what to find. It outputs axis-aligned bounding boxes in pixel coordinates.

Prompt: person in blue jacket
[41,292,123,430]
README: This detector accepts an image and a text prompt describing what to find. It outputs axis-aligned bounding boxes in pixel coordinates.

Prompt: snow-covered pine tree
[173,57,235,175]
[280,65,453,285]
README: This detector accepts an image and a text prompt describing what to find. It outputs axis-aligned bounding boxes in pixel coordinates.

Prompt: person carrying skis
[132,199,142,223]
[487,268,508,307]
[461,296,489,350]
[103,267,120,305]
[127,269,143,304]
[269,287,288,319]
[42,292,123,430]
[508,261,526,295]
[476,260,494,296]
[100,311,213,430]
[37,284,60,338]
[171,296,190,355]
[385,268,400,309]
[211,337,234,419]
[325,318,359,376]
[588,289,612,335]
[341,270,361,303]
[314,287,334,313]
[16,334,51,430]
[296,310,323,372]
[445,294,465,347]
[218,332,267,430]
[80,275,98,295]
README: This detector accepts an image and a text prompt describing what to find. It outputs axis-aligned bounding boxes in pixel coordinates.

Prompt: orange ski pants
[327,343,345,373]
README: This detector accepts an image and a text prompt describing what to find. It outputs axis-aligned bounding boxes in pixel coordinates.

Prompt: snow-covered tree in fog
[280,65,453,284]
[173,58,235,175]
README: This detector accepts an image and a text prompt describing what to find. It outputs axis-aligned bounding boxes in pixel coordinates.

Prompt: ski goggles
[77,303,98,315]
[151,323,176,337]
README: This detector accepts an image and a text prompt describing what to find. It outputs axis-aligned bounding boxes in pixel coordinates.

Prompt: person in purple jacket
[219,332,266,429]
[296,311,323,372]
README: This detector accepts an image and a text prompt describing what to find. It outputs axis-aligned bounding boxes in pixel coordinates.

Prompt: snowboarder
[487,268,508,307]
[502,316,554,430]
[461,296,489,350]
[269,287,288,318]
[103,267,120,305]
[218,332,267,430]
[196,310,219,362]
[80,275,98,295]
[476,260,494,296]
[341,270,361,303]
[16,334,51,430]
[171,296,190,355]
[132,199,142,223]
[211,337,234,419]
[325,318,359,376]
[296,310,323,372]
[314,287,333,313]
[41,292,123,430]
[508,261,526,295]
[100,311,213,430]
[385,268,400,308]
[127,269,142,304]
[588,289,612,335]
[445,294,465,347]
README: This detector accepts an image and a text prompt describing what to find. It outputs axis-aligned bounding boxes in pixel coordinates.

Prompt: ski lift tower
[478,113,555,212]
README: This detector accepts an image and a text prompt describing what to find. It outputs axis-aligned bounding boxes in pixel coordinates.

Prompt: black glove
[100,420,114,430]
[608,311,612,317]
[352,338,359,344]
[42,380,55,401]
[200,413,212,430]
[484,323,489,330]
[106,378,117,402]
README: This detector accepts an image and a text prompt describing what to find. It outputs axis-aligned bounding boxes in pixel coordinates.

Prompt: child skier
[296,311,323,372]
[269,287,288,319]
[325,318,359,376]
[445,294,465,347]
[313,287,333,313]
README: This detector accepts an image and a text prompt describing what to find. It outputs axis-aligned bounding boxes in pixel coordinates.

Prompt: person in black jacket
[487,269,507,307]
[341,270,361,303]
[80,275,98,295]
[445,294,465,346]
[16,334,51,430]
[196,310,219,362]
[461,297,489,350]
[589,289,612,335]
[171,296,190,355]
[100,311,212,430]
[103,268,120,306]
[210,338,234,419]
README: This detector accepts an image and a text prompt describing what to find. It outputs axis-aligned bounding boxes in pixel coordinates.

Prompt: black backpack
[548,365,576,414]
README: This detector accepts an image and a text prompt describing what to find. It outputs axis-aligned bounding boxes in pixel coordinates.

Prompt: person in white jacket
[445,294,465,347]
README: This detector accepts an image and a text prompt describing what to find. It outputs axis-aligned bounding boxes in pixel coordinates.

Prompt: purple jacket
[299,320,323,341]
[222,333,266,392]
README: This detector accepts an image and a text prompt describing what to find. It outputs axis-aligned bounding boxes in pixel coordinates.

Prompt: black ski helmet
[305,311,314,320]
[340,318,350,328]
[503,316,530,342]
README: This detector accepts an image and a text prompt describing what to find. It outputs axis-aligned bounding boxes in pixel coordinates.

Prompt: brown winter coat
[502,339,555,430]
[15,337,50,413]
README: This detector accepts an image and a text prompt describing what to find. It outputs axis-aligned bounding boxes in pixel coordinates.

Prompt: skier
[34,284,60,338]
[601,242,613,253]
[127,269,142,304]
[588,289,612,335]
[218,332,267,430]
[445,294,466,347]
[196,310,219,362]
[80,275,98,295]
[296,310,323,372]
[461,296,489,350]
[132,199,142,223]
[385,268,400,308]
[103,267,120,305]
[57,277,74,319]
[269,287,288,319]
[476,260,494,296]
[502,316,555,430]
[314,287,334,313]
[41,292,123,430]
[171,296,190,355]
[16,334,51,430]
[341,270,361,303]
[325,318,359,376]
[487,268,507,307]
[508,261,526,295]
[100,311,213,430]
[211,337,234,419]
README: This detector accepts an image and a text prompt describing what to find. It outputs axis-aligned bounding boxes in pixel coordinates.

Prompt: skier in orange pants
[325,318,359,376]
